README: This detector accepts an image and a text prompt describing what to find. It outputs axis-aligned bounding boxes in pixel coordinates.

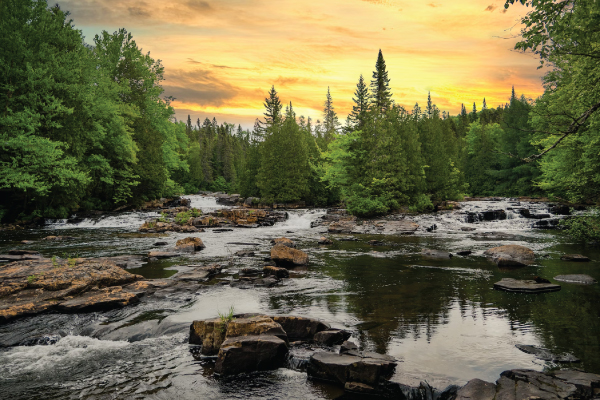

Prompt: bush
[560,209,600,244]
[174,208,202,225]
[210,176,230,193]
[409,194,434,213]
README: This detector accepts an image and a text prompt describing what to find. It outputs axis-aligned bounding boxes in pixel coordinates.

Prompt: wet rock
[20,240,35,244]
[460,227,476,232]
[318,237,333,245]
[101,255,146,269]
[252,276,281,287]
[421,248,452,259]
[56,286,140,312]
[189,317,226,355]
[465,210,506,223]
[530,213,551,219]
[560,254,591,262]
[175,237,205,252]
[270,244,308,267]
[215,335,288,375]
[147,251,178,259]
[352,220,419,235]
[139,221,200,233]
[456,250,472,256]
[484,244,535,266]
[494,278,561,293]
[263,265,289,279]
[0,253,43,262]
[226,315,287,341]
[42,235,76,241]
[174,264,222,281]
[554,274,597,285]
[240,267,260,276]
[234,250,255,257]
[271,316,330,341]
[456,378,496,400]
[154,241,168,246]
[271,237,295,248]
[212,228,233,232]
[328,220,356,234]
[550,205,571,215]
[0,258,143,322]
[515,344,580,362]
[369,240,385,246]
[314,329,352,346]
[497,369,589,399]
[552,370,600,397]
[8,250,40,256]
[340,341,359,355]
[307,351,396,387]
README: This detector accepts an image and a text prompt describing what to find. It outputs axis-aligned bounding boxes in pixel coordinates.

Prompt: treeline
[2,0,598,222]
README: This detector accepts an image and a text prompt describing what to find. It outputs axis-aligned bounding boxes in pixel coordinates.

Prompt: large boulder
[271,237,295,248]
[455,378,496,400]
[215,335,288,375]
[175,237,205,252]
[484,245,535,267]
[494,278,561,293]
[271,315,330,341]
[270,244,308,267]
[189,317,226,355]
[263,265,289,279]
[225,315,288,342]
[314,329,352,346]
[308,351,396,387]
[554,274,597,285]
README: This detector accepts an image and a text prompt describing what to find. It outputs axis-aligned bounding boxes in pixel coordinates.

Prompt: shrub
[560,208,600,244]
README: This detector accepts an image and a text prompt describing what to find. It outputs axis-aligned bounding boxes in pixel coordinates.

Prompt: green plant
[174,208,202,225]
[217,305,236,333]
[68,257,76,268]
[27,275,37,283]
[157,212,168,223]
[52,256,58,268]
[146,221,156,229]
[560,208,600,244]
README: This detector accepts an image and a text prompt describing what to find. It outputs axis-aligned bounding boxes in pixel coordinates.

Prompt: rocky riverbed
[0,195,599,399]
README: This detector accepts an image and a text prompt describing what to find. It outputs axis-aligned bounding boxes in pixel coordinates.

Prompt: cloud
[128,6,152,18]
[484,4,497,12]
[187,0,213,11]
[427,3,441,7]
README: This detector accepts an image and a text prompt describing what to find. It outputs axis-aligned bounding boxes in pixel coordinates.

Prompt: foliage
[560,209,600,244]
[174,208,202,225]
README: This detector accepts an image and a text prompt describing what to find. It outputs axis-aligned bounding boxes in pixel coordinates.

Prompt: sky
[55,0,545,129]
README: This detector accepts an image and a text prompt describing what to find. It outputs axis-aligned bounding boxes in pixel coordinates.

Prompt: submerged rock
[147,251,178,259]
[560,254,591,262]
[263,265,289,279]
[515,344,580,362]
[484,244,535,266]
[554,274,597,285]
[421,248,453,259]
[174,264,222,282]
[494,278,561,293]
[318,237,333,245]
[270,244,309,267]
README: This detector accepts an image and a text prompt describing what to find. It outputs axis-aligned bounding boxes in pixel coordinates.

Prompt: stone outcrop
[484,244,535,267]
[139,221,200,233]
[270,244,309,267]
[421,248,453,259]
[455,378,496,400]
[0,258,144,322]
[494,278,561,293]
[271,237,295,248]
[271,315,330,341]
[189,318,226,355]
[554,274,597,284]
[175,237,205,252]
[263,265,289,279]
[147,251,178,259]
[307,351,396,387]
[328,219,419,235]
[174,264,222,281]
[318,237,333,245]
[215,335,289,375]
[313,329,352,346]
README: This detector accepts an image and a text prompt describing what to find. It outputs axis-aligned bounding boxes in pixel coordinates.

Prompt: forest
[1,0,599,223]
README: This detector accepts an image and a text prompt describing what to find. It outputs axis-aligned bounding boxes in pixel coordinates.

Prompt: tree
[426,92,433,118]
[370,50,393,115]
[263,85,282,128]
[322,87,339,143]
[349,74,369,129]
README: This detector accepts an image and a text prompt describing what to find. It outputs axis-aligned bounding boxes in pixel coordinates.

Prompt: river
[0,196,598,399]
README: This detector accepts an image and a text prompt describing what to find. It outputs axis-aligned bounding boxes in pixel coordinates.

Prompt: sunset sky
[55,0,545,129]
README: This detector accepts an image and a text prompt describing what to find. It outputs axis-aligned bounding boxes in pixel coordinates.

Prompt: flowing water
[0,196,599,399]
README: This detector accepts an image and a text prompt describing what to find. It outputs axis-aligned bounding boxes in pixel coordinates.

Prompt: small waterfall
[44,211,158,230]
[274,209,326,231]
[182,195,229,213]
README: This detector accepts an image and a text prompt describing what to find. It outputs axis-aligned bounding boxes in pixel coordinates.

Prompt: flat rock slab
[554,274,597,285]
[308,351,396,386]
[272,315,330,341]
[147,251,178,259]
[484,245,535,266]
[494,278,561,293]
[314,329,351,346]
[174,264,222,281]
[560,254,591,262]
[516,344,580,362]
[421,249,452,259]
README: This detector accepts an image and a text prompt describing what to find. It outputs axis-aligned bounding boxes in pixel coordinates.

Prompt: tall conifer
[369,50,393,115]
[263,85,282,128]
[323,87,339,142]
[349,74,369,128]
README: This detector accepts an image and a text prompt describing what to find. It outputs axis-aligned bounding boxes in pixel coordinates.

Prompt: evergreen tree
[426,92,433,118]
[349,74,369,129]
[323,87,339,143]
[263,85,282,128]
[412,103,421,121]
[369,50,393,115]
[482,98,488,110]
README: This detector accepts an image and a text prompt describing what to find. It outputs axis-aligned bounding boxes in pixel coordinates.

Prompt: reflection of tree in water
[263,245,600,374]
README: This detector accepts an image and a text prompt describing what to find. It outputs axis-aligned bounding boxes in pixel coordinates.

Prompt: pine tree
[369,49,393,115]
[323,87,339,143]
[412,103,421,121]
[263,85,282,128]
[482,98,488,110]
[349,74,369,128]
[470,102,478,122]
[426,92,433,118]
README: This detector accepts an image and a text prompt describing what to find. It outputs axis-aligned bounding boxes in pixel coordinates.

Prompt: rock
[7,250,40,256]
[174,264,222,281]
[560,254,591,262]
[351,220,419,235]
[554,274,597,284]
[533,219,560,229]
[340,341,359,355]
[314,329,352,346]
[42,235,76,241]
[235,250,255,257]
[263,265,289,279]
[271,316,330,341]
[421,248,452,259]
[456,250,472,256]
[328,220,356,234]
[212,228,233,232]
[20,240,34,244]
[369,240,385,246]
[215,335,288,375]
[251,276,280,287]
[307,351,396,387]
[0,258,143,322]
[494,278,561,293]
[530,213,551,219]
[465,210,506,223]
[484,244,535,266]
[0,254,43,262]
[244,197,259,207]
[318,237,333,245]
[498,369,582,399]
[240,267,260,276]
[225,315,288,342]
[344,381,378,395]
[271,237,295,248]
[147,251,178,259]
[515,344,580,362]
[189,317,226,355]
[550,205,571,215]
[456,378,496,400]
[175,237,205,252]
[154,241,168,246]
[270,244,308,267]
[552,370,600,397]
[460,227,476,232]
